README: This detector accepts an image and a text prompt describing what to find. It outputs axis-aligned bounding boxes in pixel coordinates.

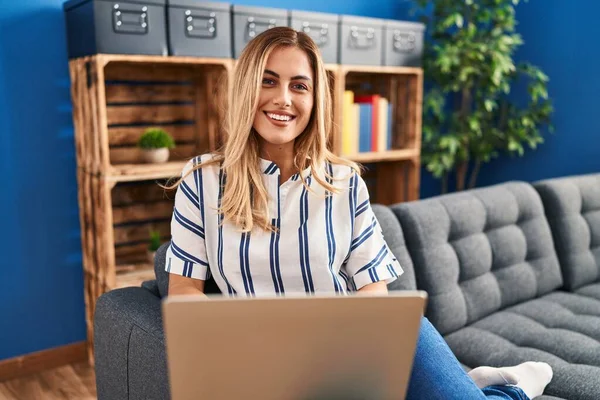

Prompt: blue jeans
[406,317,530,400]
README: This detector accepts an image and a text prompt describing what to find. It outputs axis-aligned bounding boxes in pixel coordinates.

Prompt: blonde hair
[167,27,360,232]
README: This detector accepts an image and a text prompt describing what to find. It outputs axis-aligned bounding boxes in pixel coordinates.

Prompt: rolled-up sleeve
[342,174,403,290]
[165,158,211,280]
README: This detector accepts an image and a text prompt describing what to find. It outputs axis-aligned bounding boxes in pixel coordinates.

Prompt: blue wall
[0,0,410,361]
[0,0,87,360]
[420,0,600,197]
[1,0,598,360]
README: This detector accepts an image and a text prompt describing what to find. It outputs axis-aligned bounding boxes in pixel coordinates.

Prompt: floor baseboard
[0,341,88,382]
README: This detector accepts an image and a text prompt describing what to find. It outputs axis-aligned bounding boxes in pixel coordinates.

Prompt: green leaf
[484,99,496,112]
[456,14,464,28]
[138,128,176,149]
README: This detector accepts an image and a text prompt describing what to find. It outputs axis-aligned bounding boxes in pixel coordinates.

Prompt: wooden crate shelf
[348,148,419,163]
[68,54,423,362]
[69,55,232,176]
[330,64,423,205]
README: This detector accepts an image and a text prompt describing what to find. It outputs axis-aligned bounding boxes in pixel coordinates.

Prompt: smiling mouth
[264,111,296,123]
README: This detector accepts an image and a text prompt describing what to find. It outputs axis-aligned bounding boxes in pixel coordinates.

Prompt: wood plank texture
[76,172,117,362]
[100,53,233,66]
[106,104,195,126]
[0,342,87,382]
[105,83,195,103]
[69,58,106,173]
[348,149,418,163]
[109,143,197,165]
[108,125,195,146]
[112,181,172,206]
[114,220,171,245]
[108,161,187,182]
[0,361,96,400]
[104,62,198,82]
[112,200,173,225]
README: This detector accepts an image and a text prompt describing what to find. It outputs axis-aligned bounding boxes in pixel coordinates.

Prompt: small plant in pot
[148,230,162,263]
[138,127,175,163]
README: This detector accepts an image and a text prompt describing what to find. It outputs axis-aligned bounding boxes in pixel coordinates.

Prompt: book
[388,103,393,150]
[342,90,355,156]
[351,103,359,155]
[358,103,372,153]
[378,97,389,152]
[354,94,381,152]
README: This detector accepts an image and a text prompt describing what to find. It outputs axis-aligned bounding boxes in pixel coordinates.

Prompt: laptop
[162,291,427,400]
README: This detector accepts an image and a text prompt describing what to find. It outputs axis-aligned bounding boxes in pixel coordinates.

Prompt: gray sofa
[94,174,600,400]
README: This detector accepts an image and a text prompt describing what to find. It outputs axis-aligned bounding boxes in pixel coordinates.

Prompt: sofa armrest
[94,287,169,400]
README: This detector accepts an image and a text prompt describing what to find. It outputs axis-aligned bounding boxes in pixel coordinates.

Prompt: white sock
[468,365,520,388]
[468,361,553,399]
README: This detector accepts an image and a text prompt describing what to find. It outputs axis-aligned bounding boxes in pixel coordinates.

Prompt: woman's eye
[262,78,275,85]
[293,84,308,91]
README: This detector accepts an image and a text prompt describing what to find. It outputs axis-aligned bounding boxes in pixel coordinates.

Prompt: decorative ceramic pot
[141,148,170,163]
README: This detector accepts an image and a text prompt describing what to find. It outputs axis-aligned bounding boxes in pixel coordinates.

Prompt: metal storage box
[339,15,384,66]
[63,0,168,59]
[231,5,289,59]
[290,10,339,64]
[382,20,425,67]
[167,0,231,57]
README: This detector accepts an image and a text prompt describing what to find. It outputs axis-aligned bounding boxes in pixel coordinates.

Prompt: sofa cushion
[393,182,563,335]
[444,291,600,400]
[576,282,600,301]
[372,204,417,291]
[534,174,600,291]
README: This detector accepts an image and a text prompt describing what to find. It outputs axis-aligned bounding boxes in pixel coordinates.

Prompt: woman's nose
[272,86,292,108]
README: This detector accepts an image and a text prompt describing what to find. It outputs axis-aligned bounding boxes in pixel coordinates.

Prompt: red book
[354,94,380,152]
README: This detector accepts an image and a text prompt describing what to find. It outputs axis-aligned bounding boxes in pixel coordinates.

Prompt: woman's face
[253,46,314,150]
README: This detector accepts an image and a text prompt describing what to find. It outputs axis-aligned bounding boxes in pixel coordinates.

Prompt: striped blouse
[165,154,403,296]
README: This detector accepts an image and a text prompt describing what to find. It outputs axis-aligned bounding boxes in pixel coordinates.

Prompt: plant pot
[141,148,170,163]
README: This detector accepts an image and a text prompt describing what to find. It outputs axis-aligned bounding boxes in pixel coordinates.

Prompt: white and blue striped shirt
[165,154,403,296]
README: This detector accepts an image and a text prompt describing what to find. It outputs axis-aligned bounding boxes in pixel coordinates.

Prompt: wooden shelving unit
[333,64,423,203]
[68,54,422,361]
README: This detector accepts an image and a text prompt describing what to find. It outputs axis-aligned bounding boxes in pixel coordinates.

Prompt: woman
[165,27,552,400]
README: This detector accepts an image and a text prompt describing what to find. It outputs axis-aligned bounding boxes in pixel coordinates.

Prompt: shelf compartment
[69,55,232,176]
[361,159,421,205]
[340,67,423,154]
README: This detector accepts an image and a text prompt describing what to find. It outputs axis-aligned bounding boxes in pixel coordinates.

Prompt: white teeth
[267,112,292,121]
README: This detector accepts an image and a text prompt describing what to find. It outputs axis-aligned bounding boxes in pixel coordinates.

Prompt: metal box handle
[301,21,329,47]
[246,17,276,41]
[184,10,217,39]
[393,30,416,53]
[349,26,376,50]
[112,3,148,35]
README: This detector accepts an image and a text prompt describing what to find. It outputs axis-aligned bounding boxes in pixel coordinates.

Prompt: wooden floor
[0,362,96,400]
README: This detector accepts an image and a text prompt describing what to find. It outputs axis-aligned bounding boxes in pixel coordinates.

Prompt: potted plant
[148,230,162,263]
[415,0,553,193]
[138,127,175,163]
